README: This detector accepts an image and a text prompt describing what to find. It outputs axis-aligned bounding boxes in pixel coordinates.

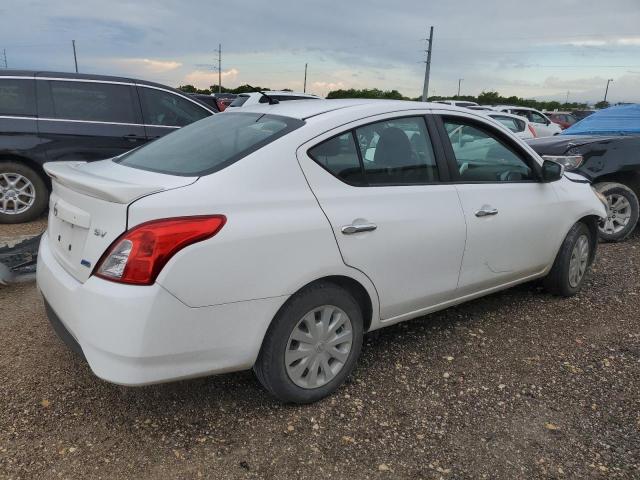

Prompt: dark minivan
[0,70,216,223]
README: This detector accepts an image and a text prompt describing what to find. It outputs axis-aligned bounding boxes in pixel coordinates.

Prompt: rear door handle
[475,206,499,217]
[341,223,377,235]
[123,134,145,142]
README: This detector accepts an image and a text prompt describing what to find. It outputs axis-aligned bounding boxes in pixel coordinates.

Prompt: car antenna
[258,91,279,105]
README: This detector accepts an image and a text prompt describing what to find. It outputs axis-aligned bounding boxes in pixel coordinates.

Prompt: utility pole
[303,63,308,93]
[2,49,7,69]
[72,40,78,73]
[421,26,434,102]
[604,78,613,103]
[457,78,463,97]
[565,90,570,105]
[217,44,222,93]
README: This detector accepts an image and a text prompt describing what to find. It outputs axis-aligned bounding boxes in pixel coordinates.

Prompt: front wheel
[594,182,639,242]
[544,222,593,297]
[254,282,363,403]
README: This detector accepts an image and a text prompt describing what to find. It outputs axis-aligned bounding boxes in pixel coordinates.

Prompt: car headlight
[591,187,608,210]
[541,155,584,171]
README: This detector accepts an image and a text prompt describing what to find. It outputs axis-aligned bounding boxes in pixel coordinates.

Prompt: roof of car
[0,69,179,90]
[234,98,471,120]
[237,91,321,98]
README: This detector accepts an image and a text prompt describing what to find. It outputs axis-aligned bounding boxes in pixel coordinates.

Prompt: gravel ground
[0,217,47,248]
[0,224,638,479]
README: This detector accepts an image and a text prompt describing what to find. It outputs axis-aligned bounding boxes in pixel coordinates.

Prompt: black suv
[0,70,216,223]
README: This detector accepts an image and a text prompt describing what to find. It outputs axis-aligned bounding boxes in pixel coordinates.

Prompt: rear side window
[139,87,210,127]
[49,81,136,123]
[117,112,303,176]
[229,95,250,107]
[309,116,439,186]
[530,111,547,124]
[356,117,438,185]
[308,132,365,186]
[0,79,36,116]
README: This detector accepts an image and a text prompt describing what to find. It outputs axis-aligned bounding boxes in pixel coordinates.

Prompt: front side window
[139,87,209,127]
[356,117,438,185]
[49,81,136,123]
[0,79,36,116]
[490,115,524,133]
[443,119,536,182]
[117,112,303,176]
[529,111,548,124]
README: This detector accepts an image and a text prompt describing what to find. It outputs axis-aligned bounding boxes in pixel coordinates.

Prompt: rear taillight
[94,216,226,285]
[528,124,537,137]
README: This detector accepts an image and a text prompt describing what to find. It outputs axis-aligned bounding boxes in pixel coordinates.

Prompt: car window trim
[306,113,447,187]
[434,113,543,184]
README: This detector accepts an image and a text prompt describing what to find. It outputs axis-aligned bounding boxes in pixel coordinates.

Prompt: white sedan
[37,100,606,403]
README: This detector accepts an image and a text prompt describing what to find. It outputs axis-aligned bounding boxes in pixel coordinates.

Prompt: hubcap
[568,234,590,288]
[285,305,353,389]
[599,193,631,235]
[0,173,36,215]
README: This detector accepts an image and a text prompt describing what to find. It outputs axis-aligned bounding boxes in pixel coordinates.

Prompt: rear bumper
[37,232,288,386]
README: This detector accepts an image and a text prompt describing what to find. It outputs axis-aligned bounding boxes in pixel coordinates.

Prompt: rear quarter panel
[127,132,380,318]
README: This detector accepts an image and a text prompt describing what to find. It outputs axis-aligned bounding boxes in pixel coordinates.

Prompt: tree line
[178,84,604,110]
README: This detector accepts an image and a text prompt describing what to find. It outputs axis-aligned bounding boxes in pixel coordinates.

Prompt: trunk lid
[44,160,196,282]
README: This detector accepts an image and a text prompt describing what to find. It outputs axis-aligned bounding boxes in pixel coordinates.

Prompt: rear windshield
[116,112,303,176]
[228,94,250,107]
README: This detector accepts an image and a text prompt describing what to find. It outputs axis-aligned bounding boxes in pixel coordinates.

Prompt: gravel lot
[0,222,638,479]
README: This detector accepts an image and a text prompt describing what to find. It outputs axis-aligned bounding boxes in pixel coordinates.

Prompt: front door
[297,114,467,321]
[439,114,563,295]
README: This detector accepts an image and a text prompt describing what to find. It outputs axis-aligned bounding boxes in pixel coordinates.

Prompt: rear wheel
[254,282,363,403]
[544,222,593,297]
[594,182,639,242]
[0,161,48,224]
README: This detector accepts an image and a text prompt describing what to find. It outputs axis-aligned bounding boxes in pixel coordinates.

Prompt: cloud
[183,68,240,88]
[117,58,182,73]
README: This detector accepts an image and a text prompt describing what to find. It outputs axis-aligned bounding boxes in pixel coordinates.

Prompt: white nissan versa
[37,100,607,403]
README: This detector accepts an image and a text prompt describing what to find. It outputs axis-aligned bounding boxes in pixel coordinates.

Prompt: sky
[2,0,640,104]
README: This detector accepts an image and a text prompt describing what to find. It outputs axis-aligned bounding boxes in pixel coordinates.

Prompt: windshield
[116,112,304,176]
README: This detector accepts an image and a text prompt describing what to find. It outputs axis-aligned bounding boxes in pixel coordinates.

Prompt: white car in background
[492,106,562,137]
[482,111,537,140]
[227,91,321,108]
[37,100,606,403]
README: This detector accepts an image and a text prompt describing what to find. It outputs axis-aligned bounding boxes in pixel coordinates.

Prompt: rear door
[36,78,147,162]
[137,85,212,140]
[297,113,467,321]
[436,112,563,295]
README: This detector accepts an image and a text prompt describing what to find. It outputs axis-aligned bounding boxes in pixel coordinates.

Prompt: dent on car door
[137,86,211,140]
[297,114,467,321]
[439,115,563,294]
[36,79,146,162]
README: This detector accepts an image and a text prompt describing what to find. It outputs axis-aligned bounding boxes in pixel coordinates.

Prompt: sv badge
[93,228,107,238]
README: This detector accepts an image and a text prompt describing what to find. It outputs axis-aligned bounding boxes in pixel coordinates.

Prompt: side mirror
[541,159,564,182]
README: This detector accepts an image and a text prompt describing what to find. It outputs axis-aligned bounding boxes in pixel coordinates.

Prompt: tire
[544,222,593,297]
[0,161,48,224]
[594,182,639,242]
[254,282,363,403]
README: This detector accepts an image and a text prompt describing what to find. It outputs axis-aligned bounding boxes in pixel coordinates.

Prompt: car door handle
[341,223,377,235]
[475,206,499,217]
